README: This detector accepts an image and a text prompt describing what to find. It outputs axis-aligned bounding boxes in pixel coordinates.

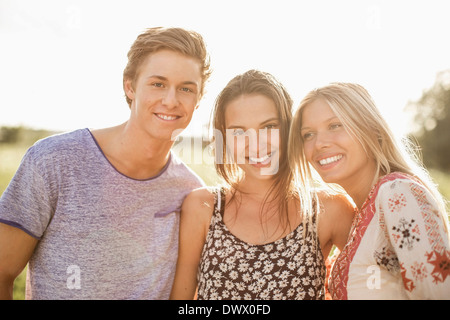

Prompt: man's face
[125,49,202,142]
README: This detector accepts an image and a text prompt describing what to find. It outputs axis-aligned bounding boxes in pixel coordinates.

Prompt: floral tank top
[196,188,326,300]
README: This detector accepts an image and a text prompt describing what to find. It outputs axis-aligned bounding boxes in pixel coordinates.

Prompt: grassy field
[1,141,449,300]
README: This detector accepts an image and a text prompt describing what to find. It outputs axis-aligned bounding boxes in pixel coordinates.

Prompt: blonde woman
[170,70,354,300]
[289,82,450,299]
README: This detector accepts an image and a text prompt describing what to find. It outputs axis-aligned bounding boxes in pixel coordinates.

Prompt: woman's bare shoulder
[183,187,216,209]
[316,189,355,218]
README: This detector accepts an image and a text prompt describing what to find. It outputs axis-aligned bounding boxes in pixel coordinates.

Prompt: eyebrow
[226,117,279,130]
[301,116,339,131]
[147,75,199,87]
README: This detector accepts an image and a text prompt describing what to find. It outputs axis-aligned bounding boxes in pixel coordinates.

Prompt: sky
[1,0,449,138]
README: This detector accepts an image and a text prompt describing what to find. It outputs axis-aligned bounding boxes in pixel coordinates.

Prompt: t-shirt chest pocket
[152,207,181,258]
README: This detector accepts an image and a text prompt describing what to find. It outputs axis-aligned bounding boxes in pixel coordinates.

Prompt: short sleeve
[0,146,54,239]
[377,178,450,299]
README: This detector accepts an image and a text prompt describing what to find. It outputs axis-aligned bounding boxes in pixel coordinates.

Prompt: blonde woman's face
[300,98,375,189]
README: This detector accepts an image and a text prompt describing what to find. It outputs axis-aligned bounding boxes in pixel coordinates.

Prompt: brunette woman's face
[224,94,281,179]
[300,98,376,189]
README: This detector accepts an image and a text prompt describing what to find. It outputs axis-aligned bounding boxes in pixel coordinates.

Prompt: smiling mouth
[155,113,180,121]
[318,154,343,166]
[249,153,273,164]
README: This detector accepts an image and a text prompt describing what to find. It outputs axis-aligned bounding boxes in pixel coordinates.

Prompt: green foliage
[429,168,450,211]
[0,126,57,146]
[408,70,450,171]
[14,269,27,300]
[0,144,29,194]
[0,127,21,144]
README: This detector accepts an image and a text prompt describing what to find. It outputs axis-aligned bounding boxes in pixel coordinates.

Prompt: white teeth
[249,153,271,163]
[319,155,342,166]
[156,114,178,120]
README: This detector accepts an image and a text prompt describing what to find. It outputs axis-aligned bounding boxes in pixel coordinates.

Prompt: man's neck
[91,123,174,180]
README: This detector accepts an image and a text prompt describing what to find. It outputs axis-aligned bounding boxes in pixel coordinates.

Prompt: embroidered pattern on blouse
[374,246,400,273]
[388,192,407,213]
[329,172,450,299]
[391,218,421,250]
[196,188,326,300]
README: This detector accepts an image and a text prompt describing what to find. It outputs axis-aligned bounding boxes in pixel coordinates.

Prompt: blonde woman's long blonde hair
[289,82,448,230]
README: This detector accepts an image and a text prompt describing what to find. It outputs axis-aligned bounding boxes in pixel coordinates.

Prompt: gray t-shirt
[0,129,204,299]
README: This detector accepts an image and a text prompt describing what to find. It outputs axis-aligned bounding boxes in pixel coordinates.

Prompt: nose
[247,129,259,156]
[247,129,271,157]
[314,131,331,150]
[161,87,179,109]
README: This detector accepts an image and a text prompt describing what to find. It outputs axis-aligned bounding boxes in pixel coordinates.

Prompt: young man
[0,27,211,299]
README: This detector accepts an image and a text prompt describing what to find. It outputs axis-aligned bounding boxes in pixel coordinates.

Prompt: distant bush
[0,126,21,143]
[0,126,58,146]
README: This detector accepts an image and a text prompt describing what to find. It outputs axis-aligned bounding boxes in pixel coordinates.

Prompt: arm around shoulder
[170,187,216,300]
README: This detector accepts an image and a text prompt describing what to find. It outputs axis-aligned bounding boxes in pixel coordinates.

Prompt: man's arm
[0,223,38,300]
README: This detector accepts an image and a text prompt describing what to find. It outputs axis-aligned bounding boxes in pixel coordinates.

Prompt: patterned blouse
[328,172,450,299]
[196,188,326,300]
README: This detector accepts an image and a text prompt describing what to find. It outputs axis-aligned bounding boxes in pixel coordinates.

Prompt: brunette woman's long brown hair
[211,70,298,236]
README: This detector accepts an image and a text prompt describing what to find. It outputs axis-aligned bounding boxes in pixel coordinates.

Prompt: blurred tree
[408,70,450,171]
[0,126,22,144]
[0,126,57,145]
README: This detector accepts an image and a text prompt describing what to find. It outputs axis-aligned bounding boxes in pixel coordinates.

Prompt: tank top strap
[310,196,321,233]
[213,186,226,218]
[310,205,319,234]
[308,199,325,263]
